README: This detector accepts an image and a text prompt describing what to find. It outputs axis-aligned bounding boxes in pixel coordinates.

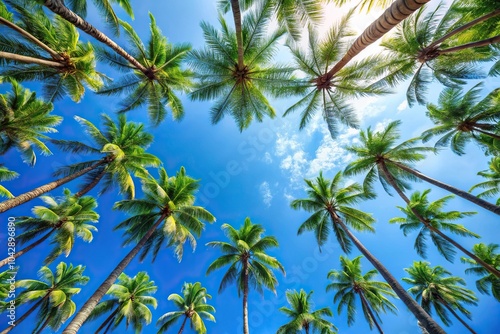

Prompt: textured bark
[0,158,108,213]
[243,259,249,334]
[61,213,168,334]
[43,0,148,74]
[328,210,446,334]
[389,160,500,215]
[230,0,245,70]
[0,51,64,67]
[358,291,384,334]
[324,0,430,79]
[0,229,55,268]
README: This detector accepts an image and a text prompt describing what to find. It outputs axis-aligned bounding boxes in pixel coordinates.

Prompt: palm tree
[85,271,157,333]
[378,3,500,106]
[403,261,478,333]
[0,165,18,198]
[461,243,500,302]
[389,190,500,278]
[157,282,215,334]
[0,189,99,268]
[96,14,192,125]
[284,12,389,139]
[277,289,337,334]
[291,171,446,334]
[469,157,500,205]
[421,83,500,154]
[0,262,89,334]
[0,80,61,166]
[189,1,297,130]
[326,255,397,333]
[206,217,285,334]
[344,120,500,215]
[62,167,215,334]
[0,2,104,102]
[0,113,160,213]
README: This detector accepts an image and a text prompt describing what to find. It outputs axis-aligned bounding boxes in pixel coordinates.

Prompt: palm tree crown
[326,255,397,332]
[461,243,500,302]
[86,271,158,333]
[277,289,337,334]
[0,164,18,198]
[157,281,215,334]
[469,157,500,204]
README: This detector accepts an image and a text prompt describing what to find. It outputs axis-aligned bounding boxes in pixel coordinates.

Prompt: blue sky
[1,0,499,333]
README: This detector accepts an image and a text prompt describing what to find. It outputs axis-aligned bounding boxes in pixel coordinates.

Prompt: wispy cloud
[262,152,273,164]
[259,181,273,207]
[397,100,408,113]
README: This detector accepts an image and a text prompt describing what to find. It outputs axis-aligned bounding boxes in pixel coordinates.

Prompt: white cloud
[262,152,273,164]
[275,132,302,157]
[283,189,294,202]
[259,181,273,207]
[353,96,387,122]
[397,100,408,113]
[373,119,393,134]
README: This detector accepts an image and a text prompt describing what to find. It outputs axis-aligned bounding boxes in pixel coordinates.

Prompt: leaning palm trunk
[43,0,149,75]
[379,162,500,279]
[0,229,55,268]
[243,260,249,334]
[177,315,188,334]
[437,297,477,334]
[358,291,384,334]
[327,210,446,334]
[436,35,500,56]
[390,160,500,215]
[61,213,168,334]
[0,51,65,67]
[0,158,109,213]
[323,0,430,80]
[0,294,48,334]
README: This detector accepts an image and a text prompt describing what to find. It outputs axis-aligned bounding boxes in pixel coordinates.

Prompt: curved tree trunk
[0,229,56,268]
[177,315,188,334]
[230,0,245,70]
[0,293,48,334]
[437,35,500,55]
[358,291,384,334]
[61,213,168,334]
[389,160,500,215]
[0,51,64,67]
[327,210,446,334]
[243,259,250,334]
[324,0,430,80]
[42,0,149,75]
[0,17,64,61]
[379,162,500,279]
[0,158,108,213]
[95,306,119,334]
[438,299,476,334]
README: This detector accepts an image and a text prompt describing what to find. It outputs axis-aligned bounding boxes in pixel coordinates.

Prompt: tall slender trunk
[304,323,309,334]
[379,161,500,279]
[0,51,65,67]
[95,306,119,334]
[61,212,168,334]
[323,0,429,80]
[0,158,108,213]
[438,298,476,334]
[437,35,500,55]
[230,0,245,70]
[358,291,384,334]
[177,315,188,334]
[0,229,56,268]
[75,169,106,198]
[42,0,149,75]
[0,17,64,61]
[243,258,249,334]
[427,9,500,49]
[34,315,52,334]
[389,160,500,215]
[0,293,49,334]
[327,210,446,334]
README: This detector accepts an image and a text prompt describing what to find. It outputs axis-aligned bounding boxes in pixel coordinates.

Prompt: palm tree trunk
[0,158,108,213]
[427,9,500,49]
[230,0,245,70]
[61,212,168,334]
[95,306,119,334]
[437,297,477,334]
[304,324,309,334]
[243,259,250,334]
[0,293,49,334]
[0,229,56,268]
[0,51,65,67]
[34,315,51,334]
[75,169,106,198]
[323,0,430,80]
[473,127,500,141]
[177,315,188,334]
[42,0,149,75]
[389,160,500,215]
[437,35,500,55]
[358,291,384,334]
[379,162,500,279]
[327,210,446,334]
[0,17,64,61]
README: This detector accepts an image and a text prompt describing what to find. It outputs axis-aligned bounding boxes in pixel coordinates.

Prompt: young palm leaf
[469,157,500,205]
[157,282,215,334]
[403,261,478,333]
[461,243,500,302]
[326,255,397,333]
[206,217,285,334]
[0,165,19,198]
